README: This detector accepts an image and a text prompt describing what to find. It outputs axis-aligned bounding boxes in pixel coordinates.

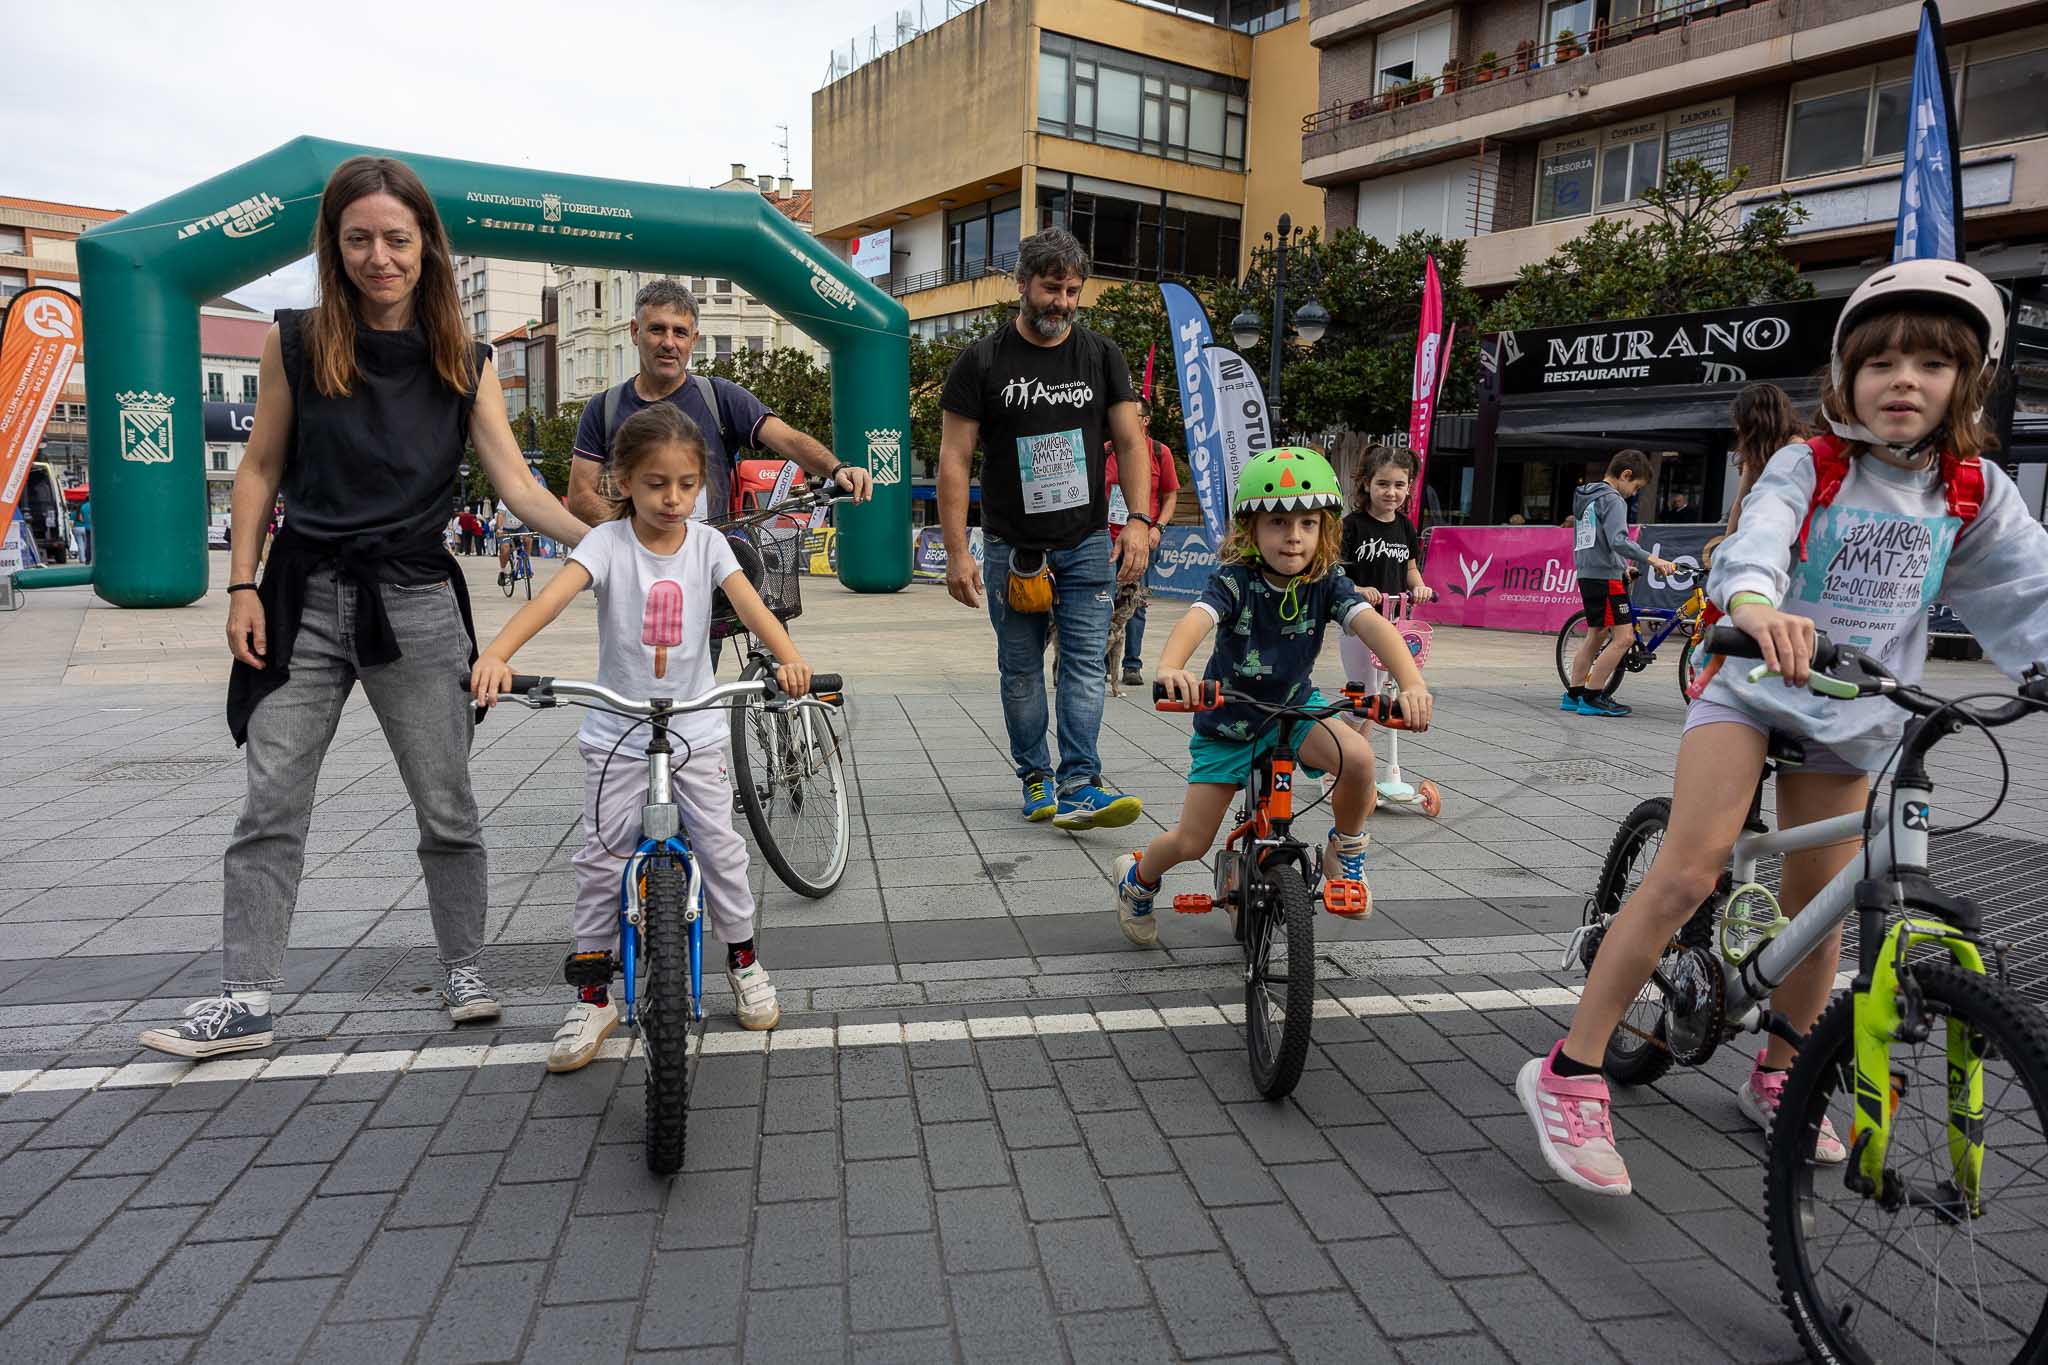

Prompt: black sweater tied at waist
[225,522,480,746]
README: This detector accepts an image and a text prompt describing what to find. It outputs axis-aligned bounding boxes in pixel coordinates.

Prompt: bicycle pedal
[1172,894,1213,914]
[1322,879,1370,918]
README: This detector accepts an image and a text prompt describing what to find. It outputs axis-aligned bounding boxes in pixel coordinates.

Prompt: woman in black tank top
[140,156,589,1062]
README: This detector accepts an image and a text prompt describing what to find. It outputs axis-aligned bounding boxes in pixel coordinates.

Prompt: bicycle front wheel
[1769,961,2048,1365]
[1554,611,1625,700]
[731,659,851,898]
[1245,863,1317,1099]
[638,856,694,1175]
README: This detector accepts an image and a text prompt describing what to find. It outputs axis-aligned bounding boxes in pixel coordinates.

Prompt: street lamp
[1228,212,1327,425]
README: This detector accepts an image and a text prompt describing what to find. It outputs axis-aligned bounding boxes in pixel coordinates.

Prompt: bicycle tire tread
[1247,865,1317,1100]
[641,859,691,1175]
[1767,960,2048,1365]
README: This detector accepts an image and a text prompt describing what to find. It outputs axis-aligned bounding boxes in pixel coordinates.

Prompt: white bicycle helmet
[1825,259,2008,449]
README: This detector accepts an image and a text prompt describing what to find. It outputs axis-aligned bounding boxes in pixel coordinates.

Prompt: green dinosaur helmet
[1233,446,1343,514]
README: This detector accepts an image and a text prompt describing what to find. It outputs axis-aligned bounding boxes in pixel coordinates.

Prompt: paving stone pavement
[2,568,2043,1363]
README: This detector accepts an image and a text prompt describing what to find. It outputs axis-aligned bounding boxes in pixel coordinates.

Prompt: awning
[1495,378,1823,442]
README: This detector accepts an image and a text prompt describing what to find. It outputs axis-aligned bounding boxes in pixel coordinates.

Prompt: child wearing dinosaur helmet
[1110,446,1434,947]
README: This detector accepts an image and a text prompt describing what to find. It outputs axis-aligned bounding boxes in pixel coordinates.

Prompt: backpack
[603,373,741,515]
[1793,433,1985,562]
[1686,436,1986,700]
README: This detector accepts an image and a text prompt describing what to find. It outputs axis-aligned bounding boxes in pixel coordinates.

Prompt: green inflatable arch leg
[58,136,910,608]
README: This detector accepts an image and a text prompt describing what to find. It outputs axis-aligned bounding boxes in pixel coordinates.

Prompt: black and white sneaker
[441,964,502,1023]
[138,994,274,1059]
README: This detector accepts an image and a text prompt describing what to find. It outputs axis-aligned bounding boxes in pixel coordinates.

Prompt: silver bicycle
[1572,626,2048,1363]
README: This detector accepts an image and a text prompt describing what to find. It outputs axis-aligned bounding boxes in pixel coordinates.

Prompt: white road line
[4,985,1587,1096]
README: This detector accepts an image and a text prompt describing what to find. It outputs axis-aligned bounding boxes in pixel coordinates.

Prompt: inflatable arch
[30,137,911,607]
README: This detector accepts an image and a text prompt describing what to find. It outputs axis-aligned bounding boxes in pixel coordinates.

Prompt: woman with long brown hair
[1721,381,1805,539]
[143,155,588,1059]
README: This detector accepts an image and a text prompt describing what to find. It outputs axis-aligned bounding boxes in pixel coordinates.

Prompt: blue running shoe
[1054,783,1143,830]
[1021,772,1057,822]
[1560,690,1581,713]
[1113,851,1160,946]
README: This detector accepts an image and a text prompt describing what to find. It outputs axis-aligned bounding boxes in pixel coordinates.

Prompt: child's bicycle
[1567,626,2048,1363]
[709,479,855,898]
[1154,680,1418,1100]
[499,532,537,599]
[471,669,846,1174]
[1553,579,1709,705]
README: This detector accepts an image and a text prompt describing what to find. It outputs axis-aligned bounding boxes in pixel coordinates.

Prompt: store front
[1474,281,2048,526]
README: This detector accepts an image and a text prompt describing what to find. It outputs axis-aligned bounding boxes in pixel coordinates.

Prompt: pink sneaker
[1741,1056,1847,1164]
[1518,1043,1633,1197]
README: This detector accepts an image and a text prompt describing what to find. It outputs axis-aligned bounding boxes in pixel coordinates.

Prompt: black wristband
[227,582,259,593]
[1126,512,1155,529]
[826,462,847,483]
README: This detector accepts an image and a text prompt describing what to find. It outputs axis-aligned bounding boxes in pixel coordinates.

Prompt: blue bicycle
[481,669,845,1173]
[499,532,536,599]
[1553,582,1708,705]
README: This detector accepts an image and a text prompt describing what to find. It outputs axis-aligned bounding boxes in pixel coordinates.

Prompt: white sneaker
[727,955,781,1031]
[546,998,618,1073]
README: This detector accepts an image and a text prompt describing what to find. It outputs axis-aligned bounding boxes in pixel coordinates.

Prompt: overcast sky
[5,0,901,311]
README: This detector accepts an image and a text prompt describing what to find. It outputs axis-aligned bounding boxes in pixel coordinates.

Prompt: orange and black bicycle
[1154,680,1416,1098]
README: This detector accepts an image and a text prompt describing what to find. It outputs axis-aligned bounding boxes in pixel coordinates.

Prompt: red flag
[1141,342,1156,402]
[1406,257,1445,527]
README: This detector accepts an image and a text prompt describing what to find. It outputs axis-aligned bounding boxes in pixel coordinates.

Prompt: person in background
[1665,491,1699,523]
[1720,382,1807,544]
[1562,450,1679,718]
[1103,399,1180,687]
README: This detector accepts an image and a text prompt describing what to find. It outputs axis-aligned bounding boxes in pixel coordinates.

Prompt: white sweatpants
[1337,632,1384,698]
[571,740,756,952]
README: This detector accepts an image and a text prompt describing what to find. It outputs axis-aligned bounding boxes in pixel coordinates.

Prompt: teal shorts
[1185,689,1333,788]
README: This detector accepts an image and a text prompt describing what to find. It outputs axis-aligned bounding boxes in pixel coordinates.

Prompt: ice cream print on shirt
[1792,505,1959,656]
[1018,429,1090,516]
[643,580,684,677]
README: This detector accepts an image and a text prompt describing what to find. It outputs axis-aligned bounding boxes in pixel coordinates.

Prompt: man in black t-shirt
[939,228,1152,832]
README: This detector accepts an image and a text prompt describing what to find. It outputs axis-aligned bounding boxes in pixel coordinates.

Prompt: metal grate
[85,757,237,782]
[1521,757,1661,786]
[1832,833,2048,1008]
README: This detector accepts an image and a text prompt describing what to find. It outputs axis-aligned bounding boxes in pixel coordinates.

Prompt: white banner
[0,519,25,577]
[1204,345,1274,507]
[850,230,892,278]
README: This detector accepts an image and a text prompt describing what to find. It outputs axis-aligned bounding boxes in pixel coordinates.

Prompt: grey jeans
[222,568,486,990]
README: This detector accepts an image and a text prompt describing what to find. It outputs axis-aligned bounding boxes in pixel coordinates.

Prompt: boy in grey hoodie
[1565,450,1678,716]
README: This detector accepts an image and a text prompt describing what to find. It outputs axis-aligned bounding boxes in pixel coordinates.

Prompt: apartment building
[811,0,1321,338]
[3,194,124,483]
[555,169,824,404]
[1303,0,2048,291]
[198,298,271,513]
[453,256,558,346]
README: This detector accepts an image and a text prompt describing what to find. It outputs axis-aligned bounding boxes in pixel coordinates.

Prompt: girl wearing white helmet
[1521,259,2048,1200]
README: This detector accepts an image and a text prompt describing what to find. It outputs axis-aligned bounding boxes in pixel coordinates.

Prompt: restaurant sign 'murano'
[1494,296,1841,394]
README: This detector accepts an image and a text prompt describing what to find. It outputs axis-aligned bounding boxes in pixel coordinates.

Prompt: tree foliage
[699,346,834,446]
[909,311,1002,479]
[1485,161,1812,332]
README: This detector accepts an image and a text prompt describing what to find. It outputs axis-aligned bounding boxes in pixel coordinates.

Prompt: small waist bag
[1006,547,1055,614]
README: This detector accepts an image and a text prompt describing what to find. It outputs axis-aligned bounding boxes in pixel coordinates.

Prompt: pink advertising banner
[1418,526,1585,632]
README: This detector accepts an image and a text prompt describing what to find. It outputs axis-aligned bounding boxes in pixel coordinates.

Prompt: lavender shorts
[1682,699,1867,776]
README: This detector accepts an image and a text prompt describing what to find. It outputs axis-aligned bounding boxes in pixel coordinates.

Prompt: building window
[1373,13,1452,92]
[1535,136,1598,222]
[1961,41,2048,148]
[1599,122,1664,208]
[1037,174,1240,283]
[206,372,225,402]
[211,451,228,472]
[1544,0,1594,54]
[747,335,766,354]
[947,193,1022,283]
[1226,0,1299,35]
[0,268,26,301]
[0,227,24,255]
[713,279,732,301]
[241,374,258,403]
[593,281,603,313]
[1038,33,1248,172]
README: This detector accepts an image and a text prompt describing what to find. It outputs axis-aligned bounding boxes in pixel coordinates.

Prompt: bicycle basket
[711,524,804,638]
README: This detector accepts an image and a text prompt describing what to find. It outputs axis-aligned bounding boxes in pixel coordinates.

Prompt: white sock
[229,989,272,1015]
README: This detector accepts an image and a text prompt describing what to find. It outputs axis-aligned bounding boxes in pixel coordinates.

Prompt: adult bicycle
[471,669,845,1174]
[710,480,854,898]
[499,531,537,599]
[1554,580,1708,704]
[1567,626,2048,1363]
[1155,680,1418,1099]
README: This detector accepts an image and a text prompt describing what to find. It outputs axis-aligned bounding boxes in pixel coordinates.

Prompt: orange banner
[0,286,83,538]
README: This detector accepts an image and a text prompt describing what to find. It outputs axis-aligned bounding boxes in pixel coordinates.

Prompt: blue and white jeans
[983,532,1114,794]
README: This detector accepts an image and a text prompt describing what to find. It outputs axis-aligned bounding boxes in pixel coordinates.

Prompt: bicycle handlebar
[1152,679,1416,729]
[461,673,845,716]
[1703,625,2046,726]
[711,478,853,533]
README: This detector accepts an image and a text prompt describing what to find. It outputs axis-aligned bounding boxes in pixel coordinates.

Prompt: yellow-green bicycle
[1572,626,2048,1362]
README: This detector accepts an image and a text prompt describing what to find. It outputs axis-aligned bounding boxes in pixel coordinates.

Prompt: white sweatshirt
[1704,440,2048,770]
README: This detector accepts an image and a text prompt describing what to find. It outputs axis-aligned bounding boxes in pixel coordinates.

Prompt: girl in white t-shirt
[472,402,816,1070]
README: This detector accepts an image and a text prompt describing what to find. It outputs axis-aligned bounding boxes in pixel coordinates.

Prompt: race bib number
[1017,430,1090,516]
[1107,485,1130,526]
[1573,505,1598,552]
